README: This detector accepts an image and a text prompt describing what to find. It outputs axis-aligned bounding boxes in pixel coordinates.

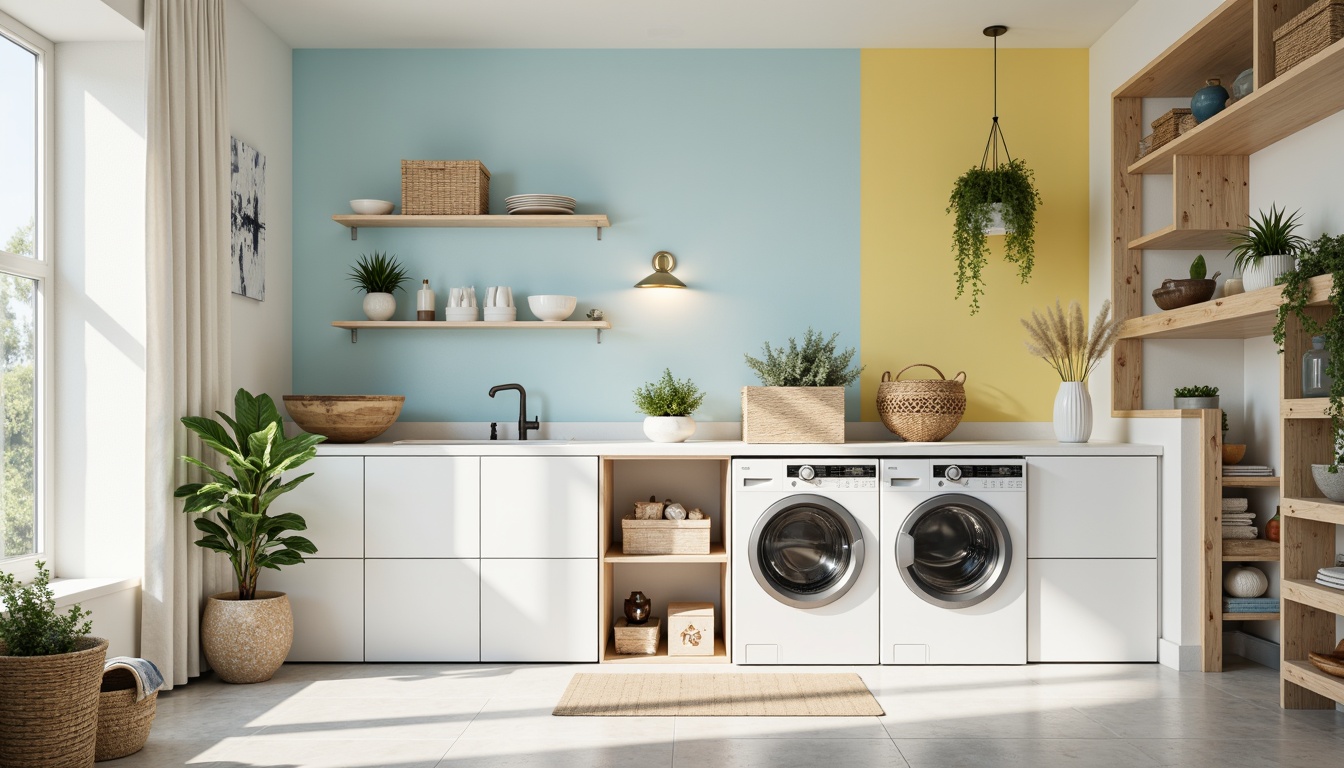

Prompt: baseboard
[1159,638,1202,671]
[1223,630,1280,670]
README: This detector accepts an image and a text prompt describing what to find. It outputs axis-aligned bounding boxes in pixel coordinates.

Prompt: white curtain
[141,0,234,689]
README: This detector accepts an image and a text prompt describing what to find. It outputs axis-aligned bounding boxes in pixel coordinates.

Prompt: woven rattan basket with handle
[94,667,157,762]
[877,364,967,442]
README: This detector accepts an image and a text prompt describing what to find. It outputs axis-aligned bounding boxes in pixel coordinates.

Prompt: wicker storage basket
[0,637,108,768]
[740,386,845,444]
[1150,108,1191,149]
[401,160,490,215]
[622,515,711,555]
[613,617,661,655]
[1274,0,1344,76]
[876,364,967,442]
[94,668,157,762]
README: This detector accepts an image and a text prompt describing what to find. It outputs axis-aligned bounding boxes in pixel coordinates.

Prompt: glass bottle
[1302,336,1332,397]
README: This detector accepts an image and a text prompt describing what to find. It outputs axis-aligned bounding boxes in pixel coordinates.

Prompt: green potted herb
[175,388,326,683]
[742,328,863,444]
[947,158,1042,314]
[1173,385,1220,410]
[348,251,410,321]
[0,561,104,766]
[1228,205,1306,292]
[633,369,706,443]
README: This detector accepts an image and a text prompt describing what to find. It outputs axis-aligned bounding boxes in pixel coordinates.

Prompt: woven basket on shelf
[401,160,490,215]
[876,364,967,442]
[0,637,108,768]
[1150,108,1191,149]
[94,667,157,762]
[1274,0,1344,76]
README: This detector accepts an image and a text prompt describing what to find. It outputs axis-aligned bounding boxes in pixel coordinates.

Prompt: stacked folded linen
[1223,465,1274,476]
[1222,597,1280,613]
[1223,513,1255,525]
[1317,566,1344,590]
[1222,526,1259,539]
[1222,498,1249,512]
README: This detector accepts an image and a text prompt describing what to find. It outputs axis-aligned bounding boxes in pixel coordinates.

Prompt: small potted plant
[1228,205,1306,292]
[0,562,104,766]
[633,369,706,443]
[1174,385,1220,410]
[1221,409,1246,465]
[348,251,410,321]
[742,328,863,443]
[1152,254,1221,310]
[947,158,1042,314]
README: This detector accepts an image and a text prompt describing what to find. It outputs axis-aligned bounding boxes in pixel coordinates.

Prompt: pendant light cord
[979,29,1013,171]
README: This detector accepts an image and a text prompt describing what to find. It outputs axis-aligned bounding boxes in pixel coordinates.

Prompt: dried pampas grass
[1021,299,1121,382]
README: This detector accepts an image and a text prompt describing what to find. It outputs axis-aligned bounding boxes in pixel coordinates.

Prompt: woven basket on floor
[401,160,490,215]
[1274,0,1344,76]
[0,637,108,768]
[94,667,157,762]
[877,364,967,442]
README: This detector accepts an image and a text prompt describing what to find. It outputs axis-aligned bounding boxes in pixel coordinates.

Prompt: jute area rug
[553,673,884,716]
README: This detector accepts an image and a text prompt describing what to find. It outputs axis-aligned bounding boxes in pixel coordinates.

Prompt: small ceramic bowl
[528,295,577,322]
[350,199,395,215]
[1222,444,1246,465]
[1153,278,1218,310]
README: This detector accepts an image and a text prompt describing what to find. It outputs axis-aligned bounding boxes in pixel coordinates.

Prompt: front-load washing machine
[732,459,879,665]
[880,458,1026,664]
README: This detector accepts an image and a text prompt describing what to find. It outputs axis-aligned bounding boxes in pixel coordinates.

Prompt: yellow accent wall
[860,49,1090,422]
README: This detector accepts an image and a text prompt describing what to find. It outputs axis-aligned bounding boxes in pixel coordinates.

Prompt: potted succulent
[1228,205,1306,292]
[742,328,863,443]
[0,561,105,767]
[633,369,706,443]
[947,158,1042,314]
[1020,299,1121,442]
[175,388,326,683]
[348,251,410,321]
[1174,385,1220,410]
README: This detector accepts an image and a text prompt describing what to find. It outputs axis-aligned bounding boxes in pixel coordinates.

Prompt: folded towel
[1223,510,1254,517]
[1319,567,1344,580]
[1316,575,1344,590]
[1224,599,1280,607]
[104,657,164,702]
[1222,499,1250,511]
[1222,520,1253,526]
[1222,526,1258,539]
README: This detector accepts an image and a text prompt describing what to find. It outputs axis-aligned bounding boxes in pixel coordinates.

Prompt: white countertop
[317,439,1162,457]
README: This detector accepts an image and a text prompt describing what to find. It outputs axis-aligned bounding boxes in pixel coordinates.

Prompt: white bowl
[443,306,479,322]
[483,307,517,322]
[350,199,394,215]
[527,295,577,322]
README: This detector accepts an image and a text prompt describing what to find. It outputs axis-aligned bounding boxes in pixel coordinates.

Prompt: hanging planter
[947,25,1043,315]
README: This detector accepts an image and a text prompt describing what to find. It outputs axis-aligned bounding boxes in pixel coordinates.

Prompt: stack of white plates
[505,194,576,215]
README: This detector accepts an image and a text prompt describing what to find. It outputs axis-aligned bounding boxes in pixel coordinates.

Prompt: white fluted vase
[1053,381,1093,443]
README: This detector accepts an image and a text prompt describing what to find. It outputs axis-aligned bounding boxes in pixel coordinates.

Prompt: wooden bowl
[1153,278,1218,310]
[1308,638,1344,678]
[1222,443,1247,465]
[283,395,405,443]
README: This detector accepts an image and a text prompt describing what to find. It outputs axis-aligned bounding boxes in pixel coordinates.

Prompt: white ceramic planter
[1053,381,1093,443]
[643,416,696,443]
[1241,254,1296,292]
[983,202,1012,236]
[363,292,396,321]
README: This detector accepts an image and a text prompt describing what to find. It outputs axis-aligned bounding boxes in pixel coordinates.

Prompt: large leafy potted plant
[0,561,104,767]
[1228,205,1306,292]
[633,369,706,443]
[175,388,325,683]
[948,158,1042,314]
[348,251,410,321]
[742,328,863,443]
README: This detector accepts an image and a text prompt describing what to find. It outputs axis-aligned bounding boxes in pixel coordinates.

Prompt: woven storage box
[667,602,714,657]
[0,637,107,768]
[1150,108,1191,149]
[613,617,660,655]
[1275,0,1344,76]
[741,386,844,444]
[95,668,157,762]
[876,364,967,442]
[401,160,490,215]
[622,515,711,555]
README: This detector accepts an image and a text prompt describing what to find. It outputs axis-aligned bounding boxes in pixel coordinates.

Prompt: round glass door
[896,494,1011,609]
[749,494,865,609]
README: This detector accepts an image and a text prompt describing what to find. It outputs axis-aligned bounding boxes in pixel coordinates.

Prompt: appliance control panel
[934,463,1025,491]
[786,463,877,490]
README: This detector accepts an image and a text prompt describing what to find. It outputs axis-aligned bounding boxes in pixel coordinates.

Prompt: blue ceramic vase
[1191,78,1229,123]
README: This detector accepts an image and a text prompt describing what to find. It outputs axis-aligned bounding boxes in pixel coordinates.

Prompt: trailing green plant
[1272,233,1344,471]
[1020,299,1120,382]
[947,158,1043,314]
[1227,205,1306,276]
[0,561,92,656]
[347,251,410,294]
[175,389,326,600]
[632,369,706,417]
[1174,385,1219,399]
[745,328,864,387]
[1190,254,1207,280]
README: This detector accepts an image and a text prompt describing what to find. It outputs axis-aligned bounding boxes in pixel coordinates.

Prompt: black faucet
[488,383,540,440]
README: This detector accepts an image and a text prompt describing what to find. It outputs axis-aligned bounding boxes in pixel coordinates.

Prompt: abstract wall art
[230,136,266,300]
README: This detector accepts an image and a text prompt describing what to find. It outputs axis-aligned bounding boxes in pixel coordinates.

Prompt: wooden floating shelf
[601,636,729,664]
[1281,398,1332,420]
[1283,660,1344,706]
[1115,0,1251,99]
[1222,538,1279,561]
[1221,612,1280,621]
[1282,578,1344,616]
[1117,275,1332,341]
[331,319,611,344]
[332,213,611,240]
[1221,476,1279,488]
[1128,225,1242,251]
[1283,497,1344,525]
[603,543,727,564]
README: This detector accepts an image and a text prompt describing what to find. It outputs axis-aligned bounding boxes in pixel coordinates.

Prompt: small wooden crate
[1274,0,1344,76]
[613,617,660,655]
[667,602,714,656]
[401,160,490,215]
[621,515,710,555]
[741,386,844,444]
[1149,108,1191,149]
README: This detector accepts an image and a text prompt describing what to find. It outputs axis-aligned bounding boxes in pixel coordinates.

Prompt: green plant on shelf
[744,328,863,387]
[347,251,410,295]
[1190,254,1207,280]
[1174,385,1219,399]
[1227,205,1307,277]
[632,369,705,417]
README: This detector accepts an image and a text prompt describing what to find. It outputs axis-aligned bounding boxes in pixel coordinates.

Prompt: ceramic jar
[1191,78,1229,123]
[623,591,651,625]
[1053,381,1093,443]
[362,292,396,321]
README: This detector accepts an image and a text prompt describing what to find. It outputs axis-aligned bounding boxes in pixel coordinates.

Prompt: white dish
[350,199,395,215]
[506,194,576,202]
[483,307,517,322]
[508,206,575,215]
[527,294,577,322]
[443,307,479,322]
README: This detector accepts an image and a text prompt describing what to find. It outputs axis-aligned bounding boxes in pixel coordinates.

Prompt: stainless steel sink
[391,439,576,445]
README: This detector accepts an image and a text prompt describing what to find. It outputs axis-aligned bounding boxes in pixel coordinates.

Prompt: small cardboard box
[667,602,715,656]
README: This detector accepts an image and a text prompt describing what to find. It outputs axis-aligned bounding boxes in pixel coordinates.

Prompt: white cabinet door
[268,559,364,662]
[480,457,597,558]
[365,457,480,559]
[365,559,480,662]
[1028,559,1157,662]
[1027,456,1157,559]
[480,558,597,662]
[270,456,363,558]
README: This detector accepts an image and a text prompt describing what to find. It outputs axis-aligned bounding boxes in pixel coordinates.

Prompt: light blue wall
[293,50,860,422]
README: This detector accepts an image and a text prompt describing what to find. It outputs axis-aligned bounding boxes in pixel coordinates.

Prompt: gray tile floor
[103,656,1344,767]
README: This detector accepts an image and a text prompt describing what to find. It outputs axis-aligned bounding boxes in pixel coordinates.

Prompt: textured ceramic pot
[1174,396,1220,410]
[1241,255,1296,292]
[643,416,696,443]
[202,591,293,684]
[1053,381,1093,443]
[362,292,396,321]
[1311,464,1344,502]
[1191,78,1229,122]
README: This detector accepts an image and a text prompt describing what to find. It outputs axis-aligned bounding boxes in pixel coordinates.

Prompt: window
[0,13,51,577]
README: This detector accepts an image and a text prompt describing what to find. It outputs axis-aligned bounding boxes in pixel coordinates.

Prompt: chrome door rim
[896,493,1012,609]
[749,493,865,609]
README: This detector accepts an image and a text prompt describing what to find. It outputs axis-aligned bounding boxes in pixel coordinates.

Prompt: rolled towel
[1222,526,1258,539]
[104,657,164,702]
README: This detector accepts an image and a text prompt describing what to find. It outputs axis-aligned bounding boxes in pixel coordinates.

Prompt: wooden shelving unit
[1223,612,1281,621]
[1128,225,1243,251]
[330,319,611,344]
[1221,476,1280,488]
[1115,275,1333,342]
[601,637,728,664]
[332,213,611,240]
[1222,538,1280,561]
